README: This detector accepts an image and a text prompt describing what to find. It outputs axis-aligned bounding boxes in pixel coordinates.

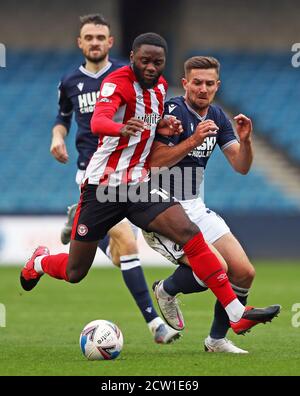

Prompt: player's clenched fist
[189,119,219,148]
[156,115,183,137]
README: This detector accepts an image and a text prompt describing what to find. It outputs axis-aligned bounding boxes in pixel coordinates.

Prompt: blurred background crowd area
[0,0,299,259]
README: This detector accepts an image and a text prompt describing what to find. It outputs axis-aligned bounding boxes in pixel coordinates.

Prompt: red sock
[41,254,69,281]
[183,232,236,308]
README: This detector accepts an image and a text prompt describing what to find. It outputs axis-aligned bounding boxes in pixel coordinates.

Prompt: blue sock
[209,285,249,339]
[120,255,159,323]
[98,235,110,256]
[163,264,207,296]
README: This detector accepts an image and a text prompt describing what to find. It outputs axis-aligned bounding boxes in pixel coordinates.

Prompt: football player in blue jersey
[50,14,179,344]
[145,56,257,353]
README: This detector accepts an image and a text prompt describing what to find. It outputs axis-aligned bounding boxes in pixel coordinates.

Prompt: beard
[190,97,210,112]
[84,50,108,64]
[132,63,160,89]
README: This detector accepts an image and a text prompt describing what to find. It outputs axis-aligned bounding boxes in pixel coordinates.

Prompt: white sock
[147,317,164,334]
[120,254,140,270]
[207,335,224,344]
[225,299,245,322]
[34,255,47,274]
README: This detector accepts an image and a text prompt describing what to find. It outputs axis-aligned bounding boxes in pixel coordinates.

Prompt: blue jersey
[54,59,125,169]
[155,96,238,199]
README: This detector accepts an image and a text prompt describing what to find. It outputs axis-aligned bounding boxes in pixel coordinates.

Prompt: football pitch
[1,263,300,376]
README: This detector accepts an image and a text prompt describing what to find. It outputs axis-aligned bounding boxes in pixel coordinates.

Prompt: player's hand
[189,119,218,147]
[156,116,183,137]
[120,117,145,137]
[234,114,252,142]
[50,136,69,163]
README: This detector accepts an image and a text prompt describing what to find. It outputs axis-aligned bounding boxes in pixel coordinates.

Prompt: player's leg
[20,239,99,290]
[20,184,124,290]
[154,245,227,331]
[98,221,180,344]
[129,198,280,335]
[129,202,246,323]
[145,205,251,350]
[206,232,255,351]
[181,207,251,351]
[214,233,255,289]
[143,230,228,329]
[106,221,138,266]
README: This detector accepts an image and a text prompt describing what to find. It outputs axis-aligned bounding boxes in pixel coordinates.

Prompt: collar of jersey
[184,98,208,122]
[79,61,112,79]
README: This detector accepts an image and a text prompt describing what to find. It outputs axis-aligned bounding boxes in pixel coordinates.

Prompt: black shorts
[71,181,179,242]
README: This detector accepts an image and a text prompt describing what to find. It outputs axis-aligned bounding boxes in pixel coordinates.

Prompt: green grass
[1,263,300,376]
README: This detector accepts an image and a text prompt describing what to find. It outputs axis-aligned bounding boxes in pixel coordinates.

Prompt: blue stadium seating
[0,50,299,213]
[213,51,300,164]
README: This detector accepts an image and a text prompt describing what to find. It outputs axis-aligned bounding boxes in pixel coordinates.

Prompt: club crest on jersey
[101,82,117,97]
[168,104,177,113]
[77,82,84,91]
[77,224,88,236]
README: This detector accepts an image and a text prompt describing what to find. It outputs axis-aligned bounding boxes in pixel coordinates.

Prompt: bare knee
[110,234,138,256]
[177,223,200,245]
[229,263,256,288]
[66,269,88,283]
[109,223,138,256]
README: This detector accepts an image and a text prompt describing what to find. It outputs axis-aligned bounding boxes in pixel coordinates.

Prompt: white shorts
[142,197,230,264]
[75,169,139,239]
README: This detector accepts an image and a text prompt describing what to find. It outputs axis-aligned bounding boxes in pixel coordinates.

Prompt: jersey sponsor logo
[78,91,100,114]
[188,136,217,158]
[137,113,161,128]
[168,104,177,113]
[101,82,117,97]
[77,224,88,236]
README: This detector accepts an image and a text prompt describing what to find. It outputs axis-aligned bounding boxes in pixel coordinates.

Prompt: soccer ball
[79,319,123,361]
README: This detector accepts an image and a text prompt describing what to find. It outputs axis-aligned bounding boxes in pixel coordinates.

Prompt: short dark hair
[132,32,168,55]
[79,14,110,33]
[184,56,220,78]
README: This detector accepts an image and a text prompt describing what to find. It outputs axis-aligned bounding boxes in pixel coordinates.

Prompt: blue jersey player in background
[144,56,259,353]
[50,14,179,344]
